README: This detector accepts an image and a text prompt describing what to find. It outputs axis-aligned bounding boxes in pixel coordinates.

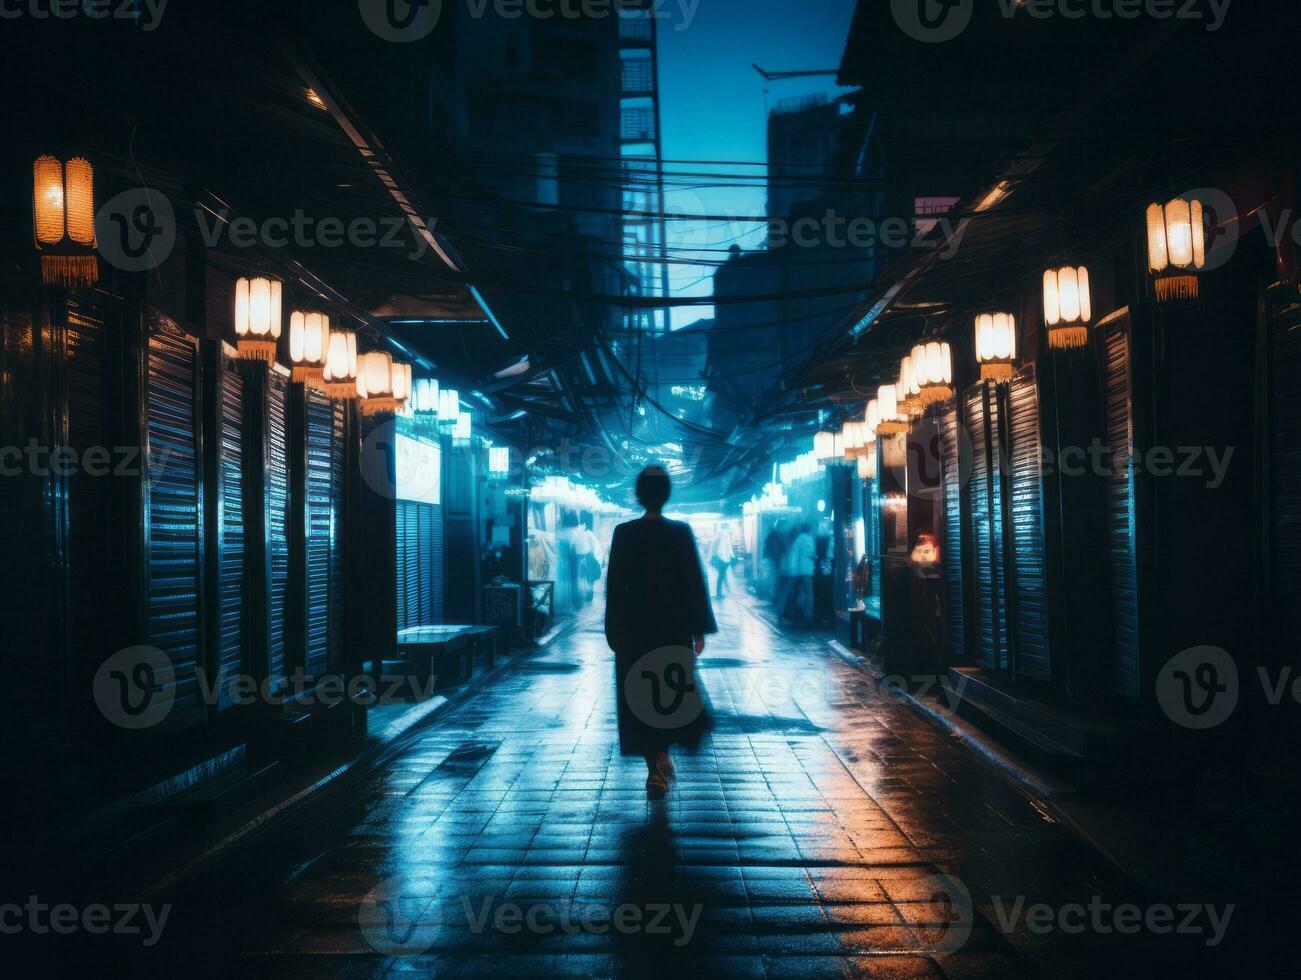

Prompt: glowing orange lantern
[234,276,283,362]
[1043,265,1092,350]
[1147,198,1205,302]
[33,155,98,286]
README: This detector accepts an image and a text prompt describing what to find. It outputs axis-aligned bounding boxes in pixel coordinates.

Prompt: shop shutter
[396,502,417,631]
[266,371,290,687]
[1101,322,1141,699]
[305,390,335,680]
[216,361,245,707]
[964,382,1010,672]
[396,500,443,629]
[327,400,346,673]
[145,321,203,726]
[939,401,965,663]
[429,501,446,624]
[1007,365,1052,682]
[64,296,115,713]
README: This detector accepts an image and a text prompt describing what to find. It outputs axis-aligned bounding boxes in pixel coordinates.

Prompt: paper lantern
[975,312,1017,382]
[439,388,461,430]
[234,276,284,362]
[813,430,836,462]
[357,350,397,415]
[412,377,440,415]
[453,411,473,446]
[841,421,867,461]
[866,399,880,437]
[289,311,331,386]
[1043,265,1092,350]
[858,451,876,481]
[391,361,412,406]
[489,446,510,476]
[898,354,924,419]
[1147,198,1205,302]
[322,328,358,399]
[913,341,954,406]
[33,155,98,286]
[875,383,906,434]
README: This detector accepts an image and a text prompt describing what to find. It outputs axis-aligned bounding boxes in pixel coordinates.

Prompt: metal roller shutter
[1007,365,1052,681]
[145,321,203,726]
[1101,323,1140,699]
[266,371,290,688]
[964,382,1010,672]
[217,361,245,707]
[63,297,115,720]
[939,401,965,663]
[305,390,334,679]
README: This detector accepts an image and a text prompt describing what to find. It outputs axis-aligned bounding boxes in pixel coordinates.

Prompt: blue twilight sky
[656,0,859,329]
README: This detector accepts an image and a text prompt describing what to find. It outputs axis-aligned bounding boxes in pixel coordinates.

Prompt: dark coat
[605,516,717,757]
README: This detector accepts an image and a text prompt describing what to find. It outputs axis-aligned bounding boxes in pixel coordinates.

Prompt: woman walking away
[605,466,717,799]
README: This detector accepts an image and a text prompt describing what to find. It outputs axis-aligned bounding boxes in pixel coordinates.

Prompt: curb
[140,617,580,902]
[824,639,1072,800]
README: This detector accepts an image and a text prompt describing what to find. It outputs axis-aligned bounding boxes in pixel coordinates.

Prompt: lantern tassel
[1048,326,1090,350]
[980,363,1015,383]
[1155,274,1199,303]
[41,254,98,288]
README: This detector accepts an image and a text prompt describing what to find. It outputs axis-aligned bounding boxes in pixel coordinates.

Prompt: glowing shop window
[396,433,441,505]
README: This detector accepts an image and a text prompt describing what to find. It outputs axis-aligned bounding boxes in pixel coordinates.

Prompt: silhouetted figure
[764,519,788,605]
[605,466,717,798]
[787,523,815,626]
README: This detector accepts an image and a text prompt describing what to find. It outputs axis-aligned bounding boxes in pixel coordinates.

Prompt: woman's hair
[635,465,671,510]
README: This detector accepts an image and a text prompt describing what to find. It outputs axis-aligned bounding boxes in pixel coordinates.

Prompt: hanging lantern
[1043,265,1092,350]
[841,421,865,461]
[1147,198,1205,302]
[875,383,906,434]
[289,311,331,386]
[33,155,98,287]
[234,276,284,362]
[322,328,358,399]
[814,430,836,462]
[357,350,397,415]
[975,312,1017,382]
[857,453,876,481]
[866,399,879,438]
[453,411,473,447]
[439,388,461,430]
[898,355,923,419]
[913,341,954,406]
[832,430,844,460]
[412,377,440,415]
[489,446,510,477]
[391,360,412,409]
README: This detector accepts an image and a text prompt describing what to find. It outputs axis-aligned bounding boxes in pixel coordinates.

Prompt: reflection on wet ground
[148,594,1231,977]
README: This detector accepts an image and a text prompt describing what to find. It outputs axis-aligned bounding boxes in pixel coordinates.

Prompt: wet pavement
[145,593,1235,978]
